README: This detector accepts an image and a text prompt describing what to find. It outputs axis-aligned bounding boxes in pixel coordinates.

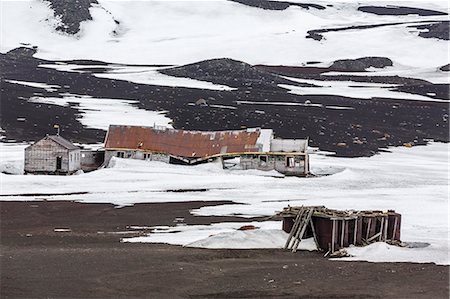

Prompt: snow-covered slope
[1,0,448,68]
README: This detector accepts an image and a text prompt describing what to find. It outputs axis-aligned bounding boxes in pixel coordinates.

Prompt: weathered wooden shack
[279,206,401,254]
[24,135,81,175]
[103,125,310,176]
[239,138,309,176]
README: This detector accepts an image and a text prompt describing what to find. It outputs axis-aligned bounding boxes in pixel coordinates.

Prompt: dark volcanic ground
[1,201,449,299]
[1,47,449,157]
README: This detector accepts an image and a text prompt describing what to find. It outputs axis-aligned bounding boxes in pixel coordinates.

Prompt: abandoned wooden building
[278,206,402,254]
[24,135,81,175]
[104,125,309,176]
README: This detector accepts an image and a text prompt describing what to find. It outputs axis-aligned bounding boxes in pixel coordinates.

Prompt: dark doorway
[56,156,62,170]
[286,156,294,168]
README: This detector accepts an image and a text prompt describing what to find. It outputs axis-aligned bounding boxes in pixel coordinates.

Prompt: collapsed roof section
[104,125,307,160]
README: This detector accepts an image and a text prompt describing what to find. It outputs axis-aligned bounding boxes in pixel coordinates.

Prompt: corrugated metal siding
[104,125,261,158]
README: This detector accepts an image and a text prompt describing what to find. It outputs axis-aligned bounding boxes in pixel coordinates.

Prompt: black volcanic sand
[1,48,449,157]
[1,201,448,299]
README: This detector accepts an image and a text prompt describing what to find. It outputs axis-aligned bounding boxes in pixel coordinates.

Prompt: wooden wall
[24,138,80,174]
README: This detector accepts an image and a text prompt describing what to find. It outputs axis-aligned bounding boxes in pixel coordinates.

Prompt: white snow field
[1,0,448,71]
[25,93,173,130]
[2,0,448,101]
[1,142,448,265]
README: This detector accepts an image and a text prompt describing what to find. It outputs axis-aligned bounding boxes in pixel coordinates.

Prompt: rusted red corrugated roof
[104,125,261,158]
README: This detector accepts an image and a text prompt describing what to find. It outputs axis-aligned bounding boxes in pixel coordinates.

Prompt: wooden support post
[309,218,321,251]
[379,217,384,241]
[383,216,388,241]
[353,218,358,245]
[331,219,336,253]
[340,220,345,248]
[365,218,372,240]
[392,217,398,241]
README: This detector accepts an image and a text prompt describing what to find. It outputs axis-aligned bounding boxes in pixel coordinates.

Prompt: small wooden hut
[24,135,81,175]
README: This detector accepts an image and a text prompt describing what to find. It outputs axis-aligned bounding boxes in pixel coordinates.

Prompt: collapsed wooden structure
[278,206,401,254]
[104,125,310,176]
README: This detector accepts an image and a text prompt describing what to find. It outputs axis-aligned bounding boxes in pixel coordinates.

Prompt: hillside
[0,0,448,156]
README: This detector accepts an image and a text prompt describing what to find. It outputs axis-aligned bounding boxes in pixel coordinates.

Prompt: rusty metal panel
[104,125,261,158]
[282,216,295,233]
[312,217,334,251]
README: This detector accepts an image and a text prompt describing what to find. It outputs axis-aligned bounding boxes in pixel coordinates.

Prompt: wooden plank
[331,219,336,253]
[284,211,300,249]
[392,216,398,241]
[291,211,309,251]
[367,232,382,242]
[292,208,313,251]
[383,216,388,241]
[365,218,372,240]
[284,208,304,249]
[292,208,314,252]
[378,217,385,241]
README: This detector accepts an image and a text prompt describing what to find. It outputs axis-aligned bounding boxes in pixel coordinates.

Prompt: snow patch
[26,94,173,130]
[0,143,28,175]
[94,66,237,91]
[5,80,60,92]
[280,77,448,102]
[335,242,449,265]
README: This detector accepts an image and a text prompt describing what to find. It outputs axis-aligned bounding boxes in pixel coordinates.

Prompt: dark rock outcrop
[409,21,450,41]
[229,0,324,11]
[439,64,450,71]
[306,20,446,41]
[6,47,37,59]
[358,5,447,16]
[160,58,315,90]
[45,0,98,34]
[330,57,393,72]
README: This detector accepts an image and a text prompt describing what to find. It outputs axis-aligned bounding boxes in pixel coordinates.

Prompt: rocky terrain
[2,48,448,157]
